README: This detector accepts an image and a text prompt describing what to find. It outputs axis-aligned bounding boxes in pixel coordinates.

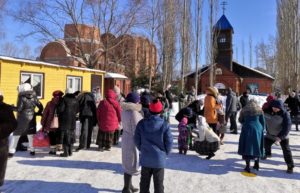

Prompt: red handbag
[33,130,50,147]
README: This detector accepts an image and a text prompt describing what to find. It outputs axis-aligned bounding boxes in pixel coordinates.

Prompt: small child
[178,117,189,154]
[217,106,226,145]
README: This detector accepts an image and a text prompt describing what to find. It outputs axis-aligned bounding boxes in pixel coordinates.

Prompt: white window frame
[20,72,44,98]
[67,76,82,93]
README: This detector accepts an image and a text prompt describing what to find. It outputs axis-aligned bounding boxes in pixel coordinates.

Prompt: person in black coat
[76,92,97,151]
[263,99,294,174]
[240,91,250,108]
[9,84,43,156]
[57,89,79,157]
[284,90,300,131]
[0,91,17,186]
[225,88,239,134]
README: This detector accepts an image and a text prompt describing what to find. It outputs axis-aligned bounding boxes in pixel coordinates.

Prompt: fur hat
[18,83,33,93]
[126,92,140,103]
[52,90,64,97]
[206,86,218,97]
[149,99,163,113]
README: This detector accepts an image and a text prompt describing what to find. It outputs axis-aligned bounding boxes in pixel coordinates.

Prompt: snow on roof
[105,72,127,79]
[0,55,106,73]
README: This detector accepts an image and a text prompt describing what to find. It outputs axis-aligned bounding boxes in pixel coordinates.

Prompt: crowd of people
[0,83,298,192]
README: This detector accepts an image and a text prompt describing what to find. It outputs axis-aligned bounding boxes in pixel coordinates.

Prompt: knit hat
[149,99,163,113]
[266,95,275,102]
[141,94,151,106]
[126,92,140,103]
[270,99,284,110]
[181,117,188,125]
[52,90,64,97]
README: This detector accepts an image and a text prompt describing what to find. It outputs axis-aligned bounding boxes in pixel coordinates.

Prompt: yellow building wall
[0,59,105,108]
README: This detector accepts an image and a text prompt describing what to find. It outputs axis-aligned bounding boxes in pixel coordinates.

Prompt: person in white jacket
[194,116,220,159]
[121,92,143,193]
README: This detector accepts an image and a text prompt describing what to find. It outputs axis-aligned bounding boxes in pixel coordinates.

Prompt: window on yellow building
[21,72,44,98]
[67,76,82,93]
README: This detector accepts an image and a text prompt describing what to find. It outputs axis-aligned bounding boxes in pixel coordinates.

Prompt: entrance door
[91,74,103,93]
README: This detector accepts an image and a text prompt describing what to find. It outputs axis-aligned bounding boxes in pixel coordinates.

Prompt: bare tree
[0,0,6,38]
[276,0,299,91]
[249,35,253,68]
[159,0,177,90]
[242,39,245,64]
[208,0,219,86]
[255,37,276,75]
[10,0,144,68]
[140,0,162,91]
[0,42,19,57]
[194,0,203,94]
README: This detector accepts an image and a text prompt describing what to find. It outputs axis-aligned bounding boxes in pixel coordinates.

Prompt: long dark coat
[238,101,265,158]
[0,101,17,186]
[41,97,62,132]
[57,94,79,132]
[13,91,43,136]
[77,92,97,125]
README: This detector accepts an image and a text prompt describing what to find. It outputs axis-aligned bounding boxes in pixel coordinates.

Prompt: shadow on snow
[0,180,119,193]
[17,159,123,174]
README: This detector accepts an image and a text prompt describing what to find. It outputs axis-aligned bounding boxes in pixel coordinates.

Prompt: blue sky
[1,0,277,67]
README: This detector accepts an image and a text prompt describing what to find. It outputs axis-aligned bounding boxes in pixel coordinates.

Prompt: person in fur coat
[121,92,143,193]
[41,90,64,155]
[238,99,265,173]
[0,91,17,186]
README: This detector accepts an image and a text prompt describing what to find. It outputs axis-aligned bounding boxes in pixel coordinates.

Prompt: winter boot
[244,159,251,173]
[253,159,259,171]
[287,166,294,174]
[60,145,69,157]
[122,173,133,193]
[68,144,73,156]
[49,147,56,155]
[206,152,215,160]
[130,183,139,192]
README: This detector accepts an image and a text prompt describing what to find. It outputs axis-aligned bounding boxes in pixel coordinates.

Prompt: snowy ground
[1,107,300,193]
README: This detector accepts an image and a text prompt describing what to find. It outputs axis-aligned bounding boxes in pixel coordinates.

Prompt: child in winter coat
[217,105,226,145]
[178,117,189,154]
[134,99,173,193]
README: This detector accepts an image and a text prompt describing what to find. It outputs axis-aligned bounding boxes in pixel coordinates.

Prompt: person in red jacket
[96,89,121,151]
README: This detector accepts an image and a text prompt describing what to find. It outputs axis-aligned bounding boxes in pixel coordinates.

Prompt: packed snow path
[1,116,300,193]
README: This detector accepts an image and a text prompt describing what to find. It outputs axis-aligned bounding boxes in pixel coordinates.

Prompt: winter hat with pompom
[149,99,163,113]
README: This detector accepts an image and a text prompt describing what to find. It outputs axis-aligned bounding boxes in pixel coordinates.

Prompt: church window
[215,68,223,75]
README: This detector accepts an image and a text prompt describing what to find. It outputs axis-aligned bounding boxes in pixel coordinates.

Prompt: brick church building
[40,24,157,94]
[186,15,274,95]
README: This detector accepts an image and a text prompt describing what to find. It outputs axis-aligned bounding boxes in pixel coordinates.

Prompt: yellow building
[0,56,105,107]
